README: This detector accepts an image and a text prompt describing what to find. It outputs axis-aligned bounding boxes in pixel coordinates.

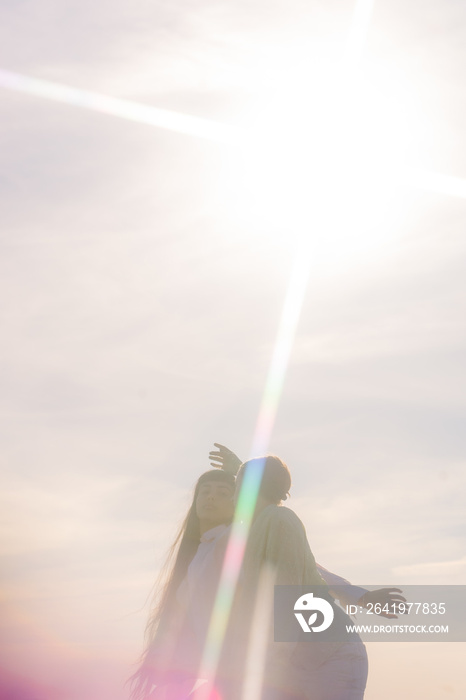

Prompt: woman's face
[195,479,235,530]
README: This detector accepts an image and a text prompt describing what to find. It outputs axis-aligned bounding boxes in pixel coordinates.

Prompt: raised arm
[209,443,242,475]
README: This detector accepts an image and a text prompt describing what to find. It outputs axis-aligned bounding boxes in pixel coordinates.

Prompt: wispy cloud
[392,556,466,582]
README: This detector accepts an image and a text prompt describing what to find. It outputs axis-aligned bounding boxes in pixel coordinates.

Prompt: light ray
[0,69,235,143]
[344,0,375,71]
[241,564,276,700]
[406,168,466,199]
[195,251,312,693]
[1,69,465,206]
[251,249,311,456]
[195,2,379,696]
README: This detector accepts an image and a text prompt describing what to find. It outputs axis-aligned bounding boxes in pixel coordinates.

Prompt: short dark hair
[238,455,291,503]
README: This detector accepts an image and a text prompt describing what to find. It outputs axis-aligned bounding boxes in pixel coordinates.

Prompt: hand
[209,443,242,475]
[358,588,407,619]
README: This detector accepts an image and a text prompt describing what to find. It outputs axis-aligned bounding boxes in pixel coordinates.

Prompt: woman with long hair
[129,469,236,700]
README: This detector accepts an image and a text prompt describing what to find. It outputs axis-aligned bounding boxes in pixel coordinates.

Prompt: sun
[217,57,423,273]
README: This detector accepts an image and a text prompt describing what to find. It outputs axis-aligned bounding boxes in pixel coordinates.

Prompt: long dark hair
[129,469,236,700]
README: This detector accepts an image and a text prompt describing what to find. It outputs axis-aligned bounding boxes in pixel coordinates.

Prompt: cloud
[290,462,466,585]
[392,556,466,583]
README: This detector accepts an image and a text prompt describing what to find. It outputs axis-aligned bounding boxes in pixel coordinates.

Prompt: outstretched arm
[209,443,243,475]
[317,564,366,606]
[317,565,406,619]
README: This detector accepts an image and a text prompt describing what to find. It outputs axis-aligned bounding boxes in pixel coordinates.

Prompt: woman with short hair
[217,455,368,700]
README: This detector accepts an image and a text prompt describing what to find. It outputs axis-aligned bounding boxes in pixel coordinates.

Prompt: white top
[176,524,229,644]
[187,524,229,590]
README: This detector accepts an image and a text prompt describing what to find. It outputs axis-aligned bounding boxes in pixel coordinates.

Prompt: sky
[0,0,465,698]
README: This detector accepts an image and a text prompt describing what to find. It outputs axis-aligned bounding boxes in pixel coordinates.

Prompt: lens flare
[2,3,466,698]
[0,69,236,143]
[196,3,380,696]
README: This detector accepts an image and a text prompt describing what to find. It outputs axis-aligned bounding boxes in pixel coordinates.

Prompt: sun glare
[219,58,422,273]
